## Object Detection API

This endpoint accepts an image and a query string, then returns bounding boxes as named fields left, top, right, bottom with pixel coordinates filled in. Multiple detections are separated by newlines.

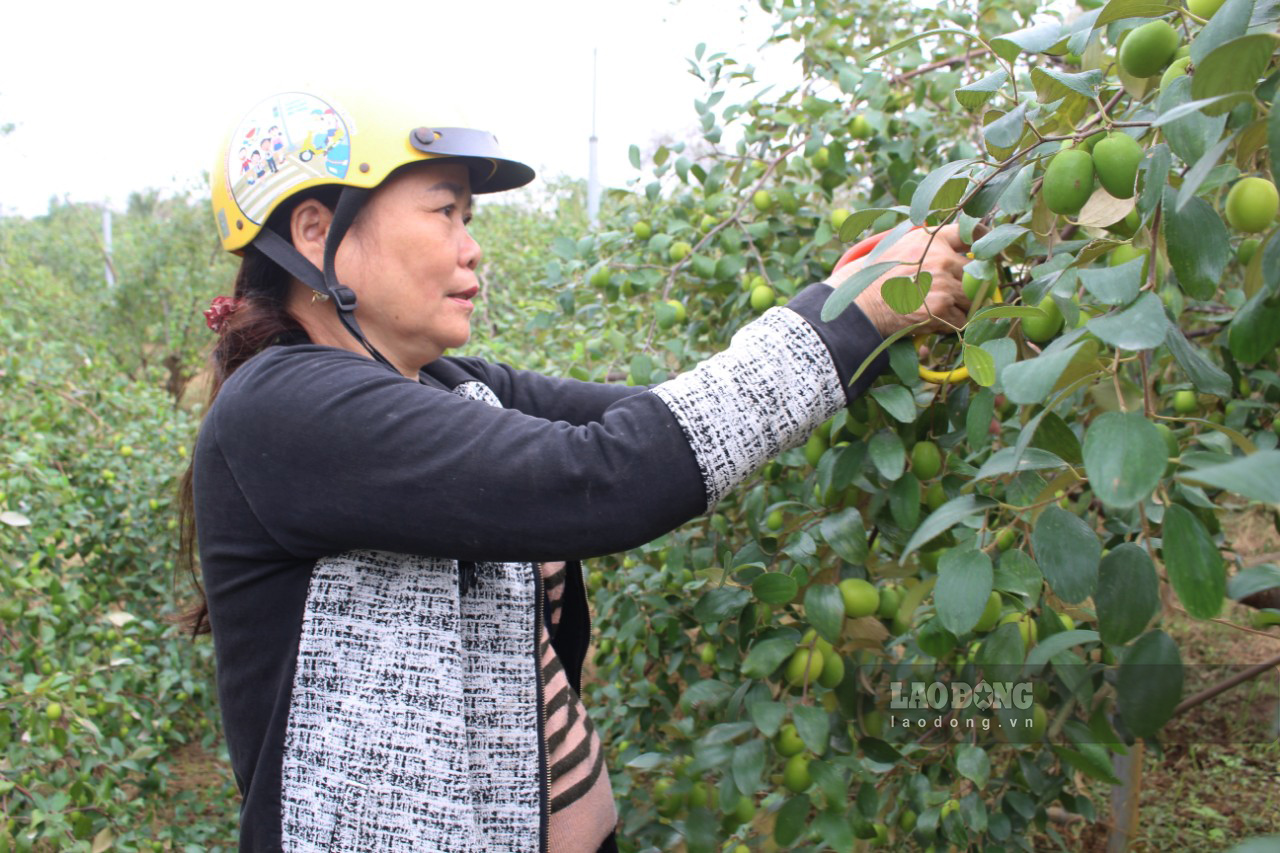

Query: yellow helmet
left=210, top=90, right=534, bottom=253
left=209, top=91, right=534, bottom=370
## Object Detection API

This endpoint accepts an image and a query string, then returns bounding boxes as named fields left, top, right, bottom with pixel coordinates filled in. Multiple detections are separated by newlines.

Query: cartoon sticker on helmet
left=226, top=92, right=353, bottom=225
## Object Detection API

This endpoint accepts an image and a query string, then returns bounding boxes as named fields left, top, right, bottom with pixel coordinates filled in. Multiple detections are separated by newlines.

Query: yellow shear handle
left=916, top=280, right=1003, bottom=385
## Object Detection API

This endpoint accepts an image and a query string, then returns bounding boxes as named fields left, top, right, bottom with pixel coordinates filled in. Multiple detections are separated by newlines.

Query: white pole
left=103, top=203, right=115, bottom=288
left=587, top=48, right=601, bottom=229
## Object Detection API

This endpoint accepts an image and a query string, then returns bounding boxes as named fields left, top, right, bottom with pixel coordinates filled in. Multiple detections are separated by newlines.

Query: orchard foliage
left=1, top=0, right=1279, bottom=847
left=0, top=244, right=233, bottom=849
left=550, top=0, right=1280, bottom=850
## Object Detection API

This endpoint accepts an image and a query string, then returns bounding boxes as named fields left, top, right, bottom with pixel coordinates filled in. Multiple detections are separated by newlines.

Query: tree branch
left=1171, top=652, right=1280, bottom=719
left=892, top=49, right=990, bottom=84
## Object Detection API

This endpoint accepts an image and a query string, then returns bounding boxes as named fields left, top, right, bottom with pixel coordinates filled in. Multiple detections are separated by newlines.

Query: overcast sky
left=0, top=0, right=790, bottom=218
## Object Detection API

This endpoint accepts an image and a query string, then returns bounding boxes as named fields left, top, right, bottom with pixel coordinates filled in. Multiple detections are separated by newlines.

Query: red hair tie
left=204, top=296, right=244, bottom=333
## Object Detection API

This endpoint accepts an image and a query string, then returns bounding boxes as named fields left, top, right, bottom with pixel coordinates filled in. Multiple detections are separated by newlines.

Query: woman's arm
left=423, top=357, right=647, bottom=426
left=200, top=285, right=884, bottom=565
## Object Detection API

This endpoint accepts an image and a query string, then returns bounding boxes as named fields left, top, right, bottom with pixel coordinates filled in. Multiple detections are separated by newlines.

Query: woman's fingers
left=831, top=224, right=975, bottom=338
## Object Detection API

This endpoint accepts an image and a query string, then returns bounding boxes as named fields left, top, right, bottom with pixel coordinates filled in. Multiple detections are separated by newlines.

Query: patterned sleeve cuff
left=783, top=284, right=891, bottom=400
left=651, top=298, right=864, bottom=509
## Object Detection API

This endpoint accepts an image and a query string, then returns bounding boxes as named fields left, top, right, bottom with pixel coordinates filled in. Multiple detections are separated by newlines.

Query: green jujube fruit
left=1042, top=149, right=1095, bottom=215
left=1224, top=177, right=1279, bottom=234
left=1092, top=133, right=1143, bottom=199
left=1159, top=56, right=1191, bottom=90
left=1023, top=296, right=1064, bottom=343
left=1119, top=20, right=1180, bottom=78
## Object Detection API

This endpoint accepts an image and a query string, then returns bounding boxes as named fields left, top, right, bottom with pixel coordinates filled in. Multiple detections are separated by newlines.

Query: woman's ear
left=290, top=199, right=334, bottom=269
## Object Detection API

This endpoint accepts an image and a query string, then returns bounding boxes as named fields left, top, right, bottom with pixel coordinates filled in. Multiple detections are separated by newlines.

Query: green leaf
left=995, top=550, right=1044, bottom=601
left=1050, top=743, right=1122, bottom=784
left=1118, top=630, right=1183, bottom=738
left=1228, top=565, right=1280, bottom=600
left=741, top=635, right=798, bottom=679
left=972, top=224, right=1028, bottom=259
left=1163, top=188, right=1232, bottom=301
left=956, top=744, right=991, bottom=789
left=1176, top=132, right=1236, bottom=211
left=887, top=338, right=921, bottom=385
left=991, top=21, right=1065, bottom=62
left=963, top=344, right=997, bottom=387
left=1095, top=0, right=1175, bottom=27
left=1228, top=285, right=1280, bottom=364
left=625, top=751, right=667, bottom=770
left=1083, top=411, right=1167, bottom=509
left=955, top=71, right=1008, bottom=111
left=731, top=738, right=767, bottom=794
left=863, top=220, right=920, bottom=266
left=748, top=698, right=787, bottom=737
left=935, top=548, right=994, bottom=635
left=814, top=808, right=856, bottom=852
left=965, top=164, right=1021, bottom=217
left=681, top=679, right=734, bottom=712
left=998, top=162, right=1036, bottom=215
left=811, top=761, right=848, bottom=808
left=1078, top=259, right=1143, bottom=306
left=1032, top=507, right=1100, bottom=604
left=752, top=572, right=799, bottom=605
left=1031, top=410, right=1084, bottom=465
left=1164, top=326, right=1233, bottom=398
left=820, top=508, right=869, bottom=564
left=772, top=797, right=810, bottom=848
left=1095, top=543, right=1160, bottom=646
left=1162, top=504, right=1226, bottom=619
left=858, top=737, right=902, bottom=765
left=1138, top=144, right=1172, bottom=221
left=881, top=275, right=927, bottom=315
left=868, top=430, right=907, bottom=481
left=1189, top=0, right=1255, bottom=64
left=869, top=385, right=918, bottom=423
left=832, top=442, right=868, bottom=491
left=889, top=473, right=922, bottom=531
left=805, top=584, right=847, bottom=645
left=863, top=28, right=981, bottom=61
left=966, top=388, right=996, bottom=450
left=1024, top=630, right=1100, bottom=671
left=1271, top=90, right=1280, bottom=180
left=1154, top=77, right=1231, bottom=168
left=977, top=622, right=1027, bottom=668
left=1086, top=293, right=1169, bottom=352
left=1031, top=67, right=1104, bottom=101
left=822, top=261, right=900, bottom=322
left=983, top=103, right=1027, bottom=150
left=1002, top=337, right=1088, bottom=405
left=1066, top=8, right=1102, bottom=53
left=973, top=447, right=1070, bottom=481
left=911, top=159, right=978, bottom=224
left=628, top=144, right=641, bottom=169
left=838, top=207, right=903, bottom=242
left=794, top=705, right=831, bottom=755
left=970, top=305, right=1048, bottom=322
left=1151, top=92, right=1240, bottom=128
left=1177, top=450, right=1280, bottom=505
left=902, top=495, right=998, bottom=559
left=694, top=586, right=752, bottom=623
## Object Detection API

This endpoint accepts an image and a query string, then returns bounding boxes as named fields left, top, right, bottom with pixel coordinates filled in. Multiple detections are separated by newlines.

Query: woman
left=185, top=91, right=970, bottom=852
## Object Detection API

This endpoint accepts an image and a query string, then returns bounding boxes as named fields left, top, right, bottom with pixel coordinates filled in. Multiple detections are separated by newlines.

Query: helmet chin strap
left=252, top=185, right=398, bottom=372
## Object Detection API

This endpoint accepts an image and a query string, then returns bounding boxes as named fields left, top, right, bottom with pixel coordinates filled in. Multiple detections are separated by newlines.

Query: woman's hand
left=824, top=224, right=971, bottom=338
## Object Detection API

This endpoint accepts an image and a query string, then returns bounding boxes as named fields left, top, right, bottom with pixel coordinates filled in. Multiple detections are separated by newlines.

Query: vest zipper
left=581, top=562, right=595, bottom=658
left=534, top=562, right=550, bottom=853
